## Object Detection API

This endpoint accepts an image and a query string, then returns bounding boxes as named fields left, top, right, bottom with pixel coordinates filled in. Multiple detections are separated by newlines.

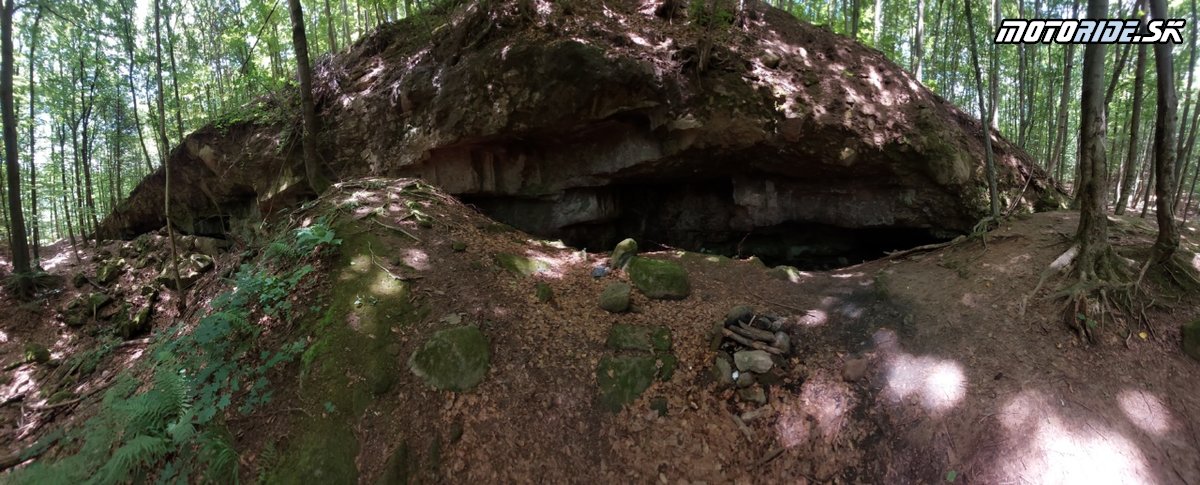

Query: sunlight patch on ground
left=0, top=330, right=7, bottom=343
left=794, top=309, right=828, bottom=327
left=996, top=390, right=1153, bottom=484
left=1117, top=389, right=1172, bottom=436
left=41, top=250, right=72, bottom=272
left=873, top=329, right=966, bottom=415
left=522, top=249, right=585, bottom=279
left=401, top=248, right=431, bottom=271
left=774, top=371, right=854, bottom=447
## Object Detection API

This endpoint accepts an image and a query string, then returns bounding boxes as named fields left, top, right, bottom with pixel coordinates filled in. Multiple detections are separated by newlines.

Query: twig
left=721, top=329, right=784, bottom=355
left=754, top=446, right=785, bottom=467
left=749, top=292, right=809, bottom=314
left=725, top=409, right=753, bottom=443
left=732, top=323, right=775, bottom=343
left=366, top=243, right=421, bottom=282
left=371, top=217, right=421, bottom=242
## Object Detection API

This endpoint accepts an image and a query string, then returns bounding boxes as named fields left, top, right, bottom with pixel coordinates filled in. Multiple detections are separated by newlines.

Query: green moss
left=535, top=282, right=554, bottom=302
left=598, top=282, right=631, bottom=313
left=1184, top=319, right=1200, bottom=362
left=596, top=355, right=658, bottom=413
left=610, top=238, right=638, bottom=270
left=275, top=226, right=421, bottom=482
left=408, top=326, right=491, bottom=392
left=606, top=324, right=672, bottom=352
left=627, top=257, right=690, bottom=300
left=494, top=253, right=549, bottom=276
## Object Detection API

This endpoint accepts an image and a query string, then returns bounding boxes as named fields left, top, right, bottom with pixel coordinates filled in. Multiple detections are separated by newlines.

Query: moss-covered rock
left=494, top=253, right=549, bottom=276
left=627, top=257, right=690, bottom=300
left=1184, top=319, right=1200, bottom=362
left=95, top=259, right=125, bottom=285
left=767, top=265, right=804, bottom=282
left=606, top=324, right=671, bottom=352
left=377, top=442, right=414, bottom=485
left=409, top=326, right=491, bottom=392
left=610, top=238, right=638, bottom=270
left=596, top=355, right=658, bottom=412
left=535, top=282, right=554, bottom=302
left=23, top=343, right=50, bottom=364
left=598, top=282, right=631, bottom=313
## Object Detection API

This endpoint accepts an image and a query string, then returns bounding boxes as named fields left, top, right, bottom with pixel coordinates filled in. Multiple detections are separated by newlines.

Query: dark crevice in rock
left=461, top=178, right=949, bottom=270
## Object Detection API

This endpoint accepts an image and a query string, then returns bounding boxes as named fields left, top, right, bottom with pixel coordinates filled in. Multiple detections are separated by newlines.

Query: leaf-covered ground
left=2, top=179, right=1199, bottom=483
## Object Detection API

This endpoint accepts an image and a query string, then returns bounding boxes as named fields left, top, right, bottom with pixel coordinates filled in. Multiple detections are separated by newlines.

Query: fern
left=91, top=436, right=170, bottom=485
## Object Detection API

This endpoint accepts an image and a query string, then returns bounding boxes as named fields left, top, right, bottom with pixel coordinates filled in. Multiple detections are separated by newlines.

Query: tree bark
left=1074, top=0, right=1110, bottom=278
left=154, top=0, right=186, bottom=307
left=289, top=0, right=331, bottom=195
left=872, top=0, right=884, bottom=47
left=1051, top=0, right=1079, bottom=183
left=1, top=0, right=29, bottom=276
left=26, top=8, right=41, bottom=263
left=1148, top=0, right=1181, bottom=259
left=1116, top=44, right=1147, bottom=215
left=964, top=0, right=999, bottom=219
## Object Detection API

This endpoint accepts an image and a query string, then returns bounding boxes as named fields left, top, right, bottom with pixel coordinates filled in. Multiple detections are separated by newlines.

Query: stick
left=754, top=446, right=785, bottom=467
left=721, top=329, right=784, bottom=355
left=732, top=323, right=775, bottom=342
left=371, top=217, right=421, bottom=242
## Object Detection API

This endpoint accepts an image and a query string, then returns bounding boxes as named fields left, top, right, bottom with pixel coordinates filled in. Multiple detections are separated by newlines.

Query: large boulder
left=627, top=257, right=690, bottom=300
left=98, top=1, right=1060, bottom=253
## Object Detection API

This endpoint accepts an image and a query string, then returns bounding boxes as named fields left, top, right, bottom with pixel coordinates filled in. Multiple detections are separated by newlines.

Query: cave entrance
left=461, top=179, right=951, bottom=270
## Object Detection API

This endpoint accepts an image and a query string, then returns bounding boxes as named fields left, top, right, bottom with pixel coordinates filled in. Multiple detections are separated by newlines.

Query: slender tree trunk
left=0, top=0, right=28, bottom=276
left=1148, top=0, right=1181, bottom=259
left=872, top=0, right=884, bottom=46
left=1184, top=158, right=1200, bottom=223
left=324, top=0, right=339, bottom=53
left=965, top=0, right=1000, bottom=219
left=911, top=0, right=924, bottom=80
left=1116, top=45, right=1148, bottom=215
left=1052, top=0, right=1079, bottom=184
left=154, top=0, right=186, bottom=307
left=1074, top=0, right=1111, bottom=280
left=289, top=0, right=331, bottom=195
left=26, top=8, right=41, bottom=263
left=57, top=125, right=77, bottom=261
left=164, top=2, right=186, bottom=142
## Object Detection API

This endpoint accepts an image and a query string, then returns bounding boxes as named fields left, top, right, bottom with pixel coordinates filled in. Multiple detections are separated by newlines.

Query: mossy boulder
left=610, top=238, right=638, bottom=270
left=1184, top=319, right=1200, bottom=362
left=409, top=326, right=491, bottom=392
left=535, top=282, right=554, bottom=302
left=156, top=254, right=215, bottom=290
left=598, top=282, right=632, bottom=313
left=767, top=265, right=804, bottom=282
left=596, top=355, right=658, bottom=412
left=627, top=257, right=690, bottom=300
left=606, top=324, right=671, bottom=352
left=494, top=253, right=549, bottom=276
left=117, top=304, right=154, bottom=340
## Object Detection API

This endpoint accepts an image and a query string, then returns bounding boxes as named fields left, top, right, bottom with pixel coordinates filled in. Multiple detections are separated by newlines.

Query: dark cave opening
left=461, top=179, right=951, bottom=270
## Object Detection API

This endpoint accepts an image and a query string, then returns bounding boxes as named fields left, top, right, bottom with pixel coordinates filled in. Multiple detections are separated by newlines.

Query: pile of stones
left=710, top=305, right=792, bottom=405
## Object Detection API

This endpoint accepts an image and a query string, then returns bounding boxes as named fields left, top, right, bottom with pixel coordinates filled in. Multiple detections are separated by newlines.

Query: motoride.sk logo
left=995, top=18, right=1185, bottom=44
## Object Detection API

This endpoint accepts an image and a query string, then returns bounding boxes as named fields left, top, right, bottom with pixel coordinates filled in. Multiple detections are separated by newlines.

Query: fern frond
left=91, top=435, right=170, bottom=485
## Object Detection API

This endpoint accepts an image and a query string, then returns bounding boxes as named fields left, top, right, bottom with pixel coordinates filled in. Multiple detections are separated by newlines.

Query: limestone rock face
left=99, top=1, right=1062, bottom=249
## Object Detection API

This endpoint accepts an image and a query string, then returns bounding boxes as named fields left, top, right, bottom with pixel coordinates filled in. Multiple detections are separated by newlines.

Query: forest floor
left=1, top=183, right=1199, bottom=483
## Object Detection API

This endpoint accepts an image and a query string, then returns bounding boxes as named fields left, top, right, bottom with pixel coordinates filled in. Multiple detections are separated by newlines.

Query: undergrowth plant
left=9, top=220, right=341, bottom=484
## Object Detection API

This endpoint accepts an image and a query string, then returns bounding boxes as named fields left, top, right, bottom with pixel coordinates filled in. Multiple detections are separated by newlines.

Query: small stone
left=598, top=282, right=631, bottom=313
left=725, top=305, right=755, bottom=326
left=1183, top=319, right=1200, bottom=362
left=761, top=51, right=782, bottom=69
left=451, top=241, right=467, bottom=252
left=738, top=386, right=767, bottom=405
left=535, top=282, right=554, bottom=302
left=72, top=272, right=87, bottom=288
left=712, top=356, right=734, bottom=386
left=610, top=238, right=638, bottom=270
left=772, top=332, right=791, bottom=354
left=735, top=371, right=755, bottom=388
left=733, top=350, right=773, bottom=373
left=650, top=397, right=668, bottom=417
left=842, top=358, right=869, bottom=382
left=591, top=266, right=610, bottom=278
left=708, top=321, right=725, bottom=350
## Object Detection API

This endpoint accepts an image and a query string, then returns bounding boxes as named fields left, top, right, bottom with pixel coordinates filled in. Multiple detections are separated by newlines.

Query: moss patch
left=1184, top=319, right=1200, bottom=362
left=409, top=326, right=491, bottom=392
left=606, top=324, right=671, bottom=352
left=275, top=224, right=421, bottom=482
left=494, top=253, right=550, bottom=276
left=627, top=256, right=690, bottom=300
left=596, top=355, right=658, bottom=413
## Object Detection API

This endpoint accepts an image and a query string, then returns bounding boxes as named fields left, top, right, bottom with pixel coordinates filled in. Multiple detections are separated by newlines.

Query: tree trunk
left=0, top=0, right=29, bottom=276
left=1074, top=0, right=1110, bottom=279
left=1116, top=44, right=1148, bottom=215
left=324, top=0, right=339, bottom=53
left=57, top=125, right=77, bottom=261
left=964, top=0, right=999, bottom=219
left=1148, top=0, right=1181, bottom=259
left=26, top=8, right=41, bottom=263
left=154, top=0, right=186, bottom=308
left=289, top=0, right=331, bottom=195
left=911, top=0, right=924, bottom=80
left=164, top=2, right=186, bottom=142
left=872, top=0, right=884, bottom=47
left=1051, top=0, right=1078, bottom=184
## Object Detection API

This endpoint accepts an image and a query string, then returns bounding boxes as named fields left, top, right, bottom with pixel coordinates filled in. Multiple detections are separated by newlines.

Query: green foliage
left=689, top=0, right=736, bottom=27
left=265, top=218, right=342, bottom=261
left=8, top=220, right=341, bottom=484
